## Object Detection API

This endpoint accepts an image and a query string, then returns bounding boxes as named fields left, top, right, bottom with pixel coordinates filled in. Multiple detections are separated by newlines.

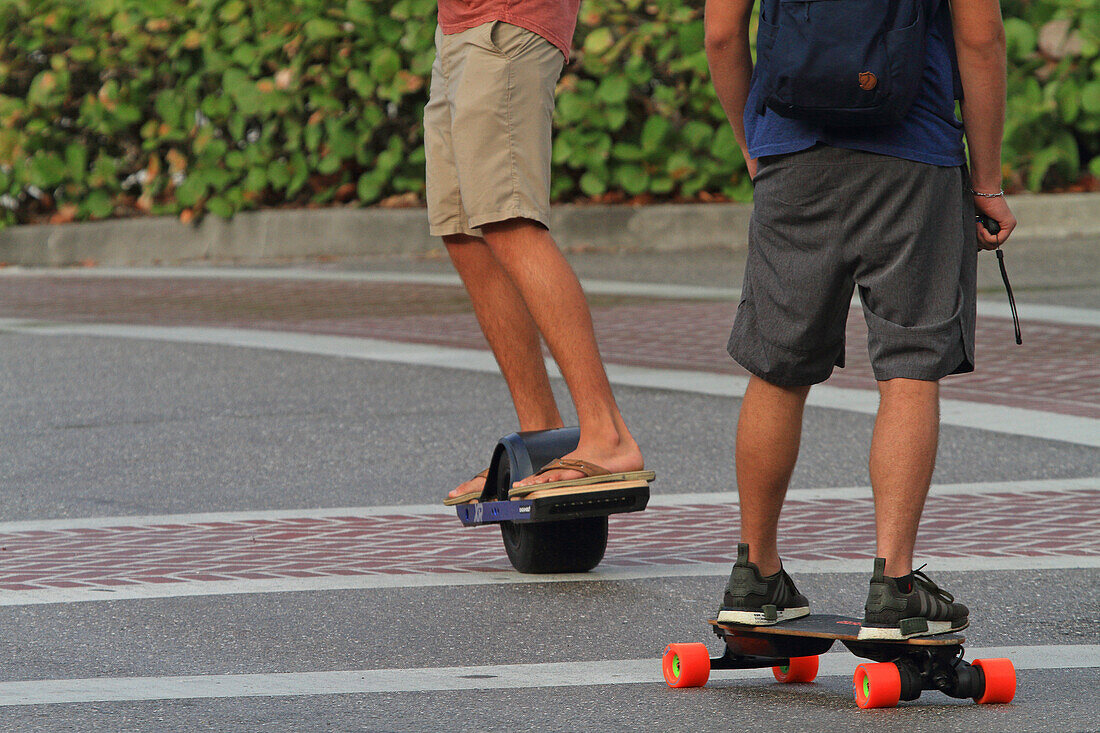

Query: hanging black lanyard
left=978, top=214, right=1022, bottom=345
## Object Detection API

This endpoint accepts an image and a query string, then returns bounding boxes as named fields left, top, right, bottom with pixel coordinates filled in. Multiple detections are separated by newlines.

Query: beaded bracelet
left=969, top=188, right=1005, bottom=198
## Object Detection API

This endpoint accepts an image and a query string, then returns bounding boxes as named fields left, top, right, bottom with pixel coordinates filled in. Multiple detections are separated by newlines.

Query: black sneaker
left=858, top=558, right=969, bottom=640
left=716, top=543, right=810, bottom=625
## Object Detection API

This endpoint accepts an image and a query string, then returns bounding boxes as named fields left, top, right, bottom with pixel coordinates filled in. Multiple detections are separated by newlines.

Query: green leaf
left=348, top=69, right=376, bottom=98
left=304, top=18, right=341, bottom=41
left=1004, top=18, right=1037, bottom=57
left=596, top=75, right=630, bottom=105
left=612, top=142, right=645, bottom=162
left=218, top=0, right=246, bottom=22
left=70, top=46, right=96, bottom=63
left=579, top=170, right=607, bottom=196
left=370, top=47, right=401, bottom=84
left=243, top=167, right=268, bottom=192
left=1027, top=147, right=1060, bottom=191
left=223, top=68, right=262, bottom=115
left=206, top=196, right=234, bottom=218
left=681, top=120, right=713, bottom=149
left=583, top=28, right=613, bottom=56
left=614, top=164, right=649, bottom=195
left=226, top=151, right=246, bottom=170
left=65, top=144, right=88, bottom=178
left=317, top=153, right=342, bottom=174
left=30, top=153, right=68, bottom=187
left=347, top=0, right=375, bottom=24
left=1082, top=82, right=1100, bottom=115
left=666, top=152, right=695, bottom=181
left=83, top=190, right=114, bottom=218
left=650, top=176, right=674, bottom=194
left=27, top=70, right=67, bottom=108
left=641, top=115, right=671, bottom=152
left=175, top=175, right=207, bottom=206
left=357, top=171, right=385, bottom=202
left=268, top=160, right=291, bottom=189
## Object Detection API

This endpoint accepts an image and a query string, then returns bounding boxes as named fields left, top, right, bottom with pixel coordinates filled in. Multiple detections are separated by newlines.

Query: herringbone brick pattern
left=1, top=277, right=1094, bottom=417
left=2, top=489, right=1096, bottom=592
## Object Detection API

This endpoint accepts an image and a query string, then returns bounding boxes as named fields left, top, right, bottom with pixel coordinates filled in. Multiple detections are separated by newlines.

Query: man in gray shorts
left=705, top=0, right=1017, bottom=638
left=426, top=3, right=647, bottom=504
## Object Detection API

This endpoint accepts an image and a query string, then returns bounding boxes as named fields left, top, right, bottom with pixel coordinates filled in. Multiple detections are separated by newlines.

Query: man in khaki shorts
left=425, top=2, right=648, bottom=503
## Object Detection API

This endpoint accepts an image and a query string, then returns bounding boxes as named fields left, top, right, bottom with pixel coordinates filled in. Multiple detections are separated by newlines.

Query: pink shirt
left=438, top=0, right=581, bottom=60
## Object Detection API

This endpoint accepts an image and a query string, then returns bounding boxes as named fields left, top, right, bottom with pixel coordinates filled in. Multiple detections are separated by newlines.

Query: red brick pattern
left=0, top=277, right=1095, bottom=418
left=2, top=489, right=1096, bottom=592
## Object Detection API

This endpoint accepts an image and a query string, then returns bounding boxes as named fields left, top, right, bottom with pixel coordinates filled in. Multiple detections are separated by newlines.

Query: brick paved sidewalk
left=1, top=275, right=1097, bottom=418
left=1, top=488, right=1096, bottom=593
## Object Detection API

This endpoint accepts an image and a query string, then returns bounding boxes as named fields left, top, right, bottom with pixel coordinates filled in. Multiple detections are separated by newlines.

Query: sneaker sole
left=717, top=606, right=810, bottom=626
left=857, top=620, right=969, bottom=641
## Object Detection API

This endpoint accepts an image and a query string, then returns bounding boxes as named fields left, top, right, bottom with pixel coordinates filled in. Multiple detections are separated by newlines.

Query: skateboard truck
left=453, top=427, right=650, bottom=574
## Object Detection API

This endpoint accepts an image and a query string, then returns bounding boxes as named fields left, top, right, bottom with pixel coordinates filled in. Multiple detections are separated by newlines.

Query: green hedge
left=0, top=0, right=1096, bottom=228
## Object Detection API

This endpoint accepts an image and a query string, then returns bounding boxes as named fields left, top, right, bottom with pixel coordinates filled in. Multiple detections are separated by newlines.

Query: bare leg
left=444, top=233, right=563, bottom=500
left=735, top=375, right=811, bottom=576
left=869, top=378, right=939, bottom=577
left=479, top=219, right=643, bottom=487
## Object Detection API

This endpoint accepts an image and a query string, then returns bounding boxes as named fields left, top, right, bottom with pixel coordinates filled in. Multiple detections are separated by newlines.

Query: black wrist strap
left=996, top=249, right=1022, bottom=345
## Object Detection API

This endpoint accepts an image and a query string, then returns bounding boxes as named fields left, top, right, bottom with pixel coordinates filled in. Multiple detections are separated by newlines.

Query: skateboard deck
left=712, top=613, right=965, bottom=645
left=663, top=613, right=1015, bottom=709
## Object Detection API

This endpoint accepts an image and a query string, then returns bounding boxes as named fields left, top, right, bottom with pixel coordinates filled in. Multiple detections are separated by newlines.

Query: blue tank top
left=744, top=2, right=965, bottom=167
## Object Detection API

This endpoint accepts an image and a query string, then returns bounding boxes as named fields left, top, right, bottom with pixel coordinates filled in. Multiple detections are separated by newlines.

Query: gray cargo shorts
left=728, top=144, right=977, bottom=386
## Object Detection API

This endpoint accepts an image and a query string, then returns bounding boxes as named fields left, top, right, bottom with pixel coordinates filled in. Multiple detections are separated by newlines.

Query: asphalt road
left=0, top=237, right=1097, bottom=731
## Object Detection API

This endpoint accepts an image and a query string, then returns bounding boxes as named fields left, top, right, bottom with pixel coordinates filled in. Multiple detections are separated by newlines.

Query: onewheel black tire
left=500, top=516, right=608, bottom=573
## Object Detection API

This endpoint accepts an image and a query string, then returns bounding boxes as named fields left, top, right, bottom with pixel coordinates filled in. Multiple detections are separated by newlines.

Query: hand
left=973, top=194, right=1016, bottom=250
left=746, top=156, right=758, bottom=180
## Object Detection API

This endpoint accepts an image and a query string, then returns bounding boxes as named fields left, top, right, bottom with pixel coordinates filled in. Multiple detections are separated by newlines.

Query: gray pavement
left=2, top=334, right=1095, bottom=520
left=1, top=239, right=1098, bottom=731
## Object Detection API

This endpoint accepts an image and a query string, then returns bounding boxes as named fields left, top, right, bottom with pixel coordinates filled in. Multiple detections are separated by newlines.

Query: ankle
left=749, top=550, right=782, bottom=577
left=577, top=426, right=637, bottom=456
left=886, top=572, right=915, bottom=594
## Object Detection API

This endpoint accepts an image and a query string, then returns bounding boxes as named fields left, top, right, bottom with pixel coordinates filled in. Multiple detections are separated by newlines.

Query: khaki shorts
left=424, top=22, right=564, bottom=237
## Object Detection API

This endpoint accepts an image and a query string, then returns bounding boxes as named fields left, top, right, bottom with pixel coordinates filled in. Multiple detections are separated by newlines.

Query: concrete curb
left=0, top=193, right=1096, bottom=267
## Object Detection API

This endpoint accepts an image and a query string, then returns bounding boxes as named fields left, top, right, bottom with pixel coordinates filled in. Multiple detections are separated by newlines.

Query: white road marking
left=1, top=320, right=1096, bottom=447
left=2, top=267, right=1097, bottom=326
left=3, top=556, right=1098, bottom=608
left=2, top=476, right=1094, bottom=534
left=1, top=644, right=1096, bottom=706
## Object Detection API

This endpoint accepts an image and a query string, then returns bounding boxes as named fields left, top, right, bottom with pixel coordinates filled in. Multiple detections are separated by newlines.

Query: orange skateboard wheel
left=972, top=658, right=1017, bottom=704
left=662, top=643, right=710, bottom=688
left=853, top=662, right=902, bottom=709
left=773, top=655, right=819, bottom=683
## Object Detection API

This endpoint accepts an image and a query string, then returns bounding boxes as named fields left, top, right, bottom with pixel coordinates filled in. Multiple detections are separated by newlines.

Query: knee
left=480, top=218, right=551, bottom=249
left=442, top=233, right=483, bottom=249
left=443, top=233, right=488, bottom=263
left=749, top=375, right=811, bottom=402
left=877, top=378, right=939, bottom=410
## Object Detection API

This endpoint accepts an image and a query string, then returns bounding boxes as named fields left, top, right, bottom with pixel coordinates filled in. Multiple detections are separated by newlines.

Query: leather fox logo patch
left=858, top=72, right=878, bottom=90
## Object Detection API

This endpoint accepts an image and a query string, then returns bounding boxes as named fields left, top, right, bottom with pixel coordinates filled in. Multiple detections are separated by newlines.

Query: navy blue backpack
left=754, top=0, right=959, bottom=127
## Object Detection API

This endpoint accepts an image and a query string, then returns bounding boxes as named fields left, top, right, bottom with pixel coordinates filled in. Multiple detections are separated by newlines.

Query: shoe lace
left=912, top=564, right=954, bottom=604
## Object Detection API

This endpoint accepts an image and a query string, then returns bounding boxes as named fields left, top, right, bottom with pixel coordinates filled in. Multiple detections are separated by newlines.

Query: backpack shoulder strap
left=936, top=0, right=964, bottom=101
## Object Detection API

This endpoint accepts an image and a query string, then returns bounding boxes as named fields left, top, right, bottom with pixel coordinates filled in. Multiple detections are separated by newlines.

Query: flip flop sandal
left=507, top=458, right=655, bottom=499
left=443, top=468, right=489, bottom=506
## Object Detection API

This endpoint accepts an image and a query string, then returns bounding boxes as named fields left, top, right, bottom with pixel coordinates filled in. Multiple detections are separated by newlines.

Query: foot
left=444, top=469, right=488, bottom=505
left=716, top=543, right=810, bottom=625
left=511, top=436, right=644, bottom=490
left=858, top=558, right=969, bottom=640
